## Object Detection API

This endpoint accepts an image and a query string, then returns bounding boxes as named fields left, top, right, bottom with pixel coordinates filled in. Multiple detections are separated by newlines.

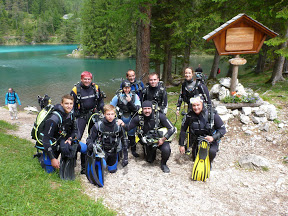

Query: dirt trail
left=1, top=106, right=288, bottom=216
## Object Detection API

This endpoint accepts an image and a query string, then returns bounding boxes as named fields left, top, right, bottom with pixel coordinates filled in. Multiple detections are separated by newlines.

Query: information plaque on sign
left=226, top=27, right=254, bottom=51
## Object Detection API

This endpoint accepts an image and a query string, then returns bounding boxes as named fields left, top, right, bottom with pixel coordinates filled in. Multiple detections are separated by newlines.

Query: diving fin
left=60, top=143, right=78, bottom=180
left=60, top=157, right=76, bottom=180
left=192, top=139, right=210, bottom=182
left=85, top=151, right=105, bottom=187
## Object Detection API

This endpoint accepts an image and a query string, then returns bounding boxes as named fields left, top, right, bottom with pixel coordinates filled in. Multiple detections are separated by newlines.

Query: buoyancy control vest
left=96, top=120, right=122, bottom=153
left=130, top=80, right=143, bottom=95
left=142, top=81, right=165, bottom=106
left=32, top=104, right=76, bottom=148
left=136, top=107, right=161, bottom=143
left=184, top=80, right=200, bottom=102
left=116, top=91, right=136, bottom=117
left=72, top=82, right=100, bottom=113
left=188, top=105, right=215, bottom=137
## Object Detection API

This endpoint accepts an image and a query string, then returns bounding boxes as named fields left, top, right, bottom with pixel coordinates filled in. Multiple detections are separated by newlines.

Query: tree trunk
left=255, top=44, right=267, bottom=74
left=136, top=4, right=151, bottom=81
left=283, top=58, right=288, bottom=73
left=154, top=40, right=161, bottom=77
left=162, top=44, right=168, bottom=83
left=208, top=50, right=220, bottom=80
left=182, top=39, right=191, bottom=74
left=226, top=59, right=233, bottom=77
left=266, top=24, right=288, bottom=85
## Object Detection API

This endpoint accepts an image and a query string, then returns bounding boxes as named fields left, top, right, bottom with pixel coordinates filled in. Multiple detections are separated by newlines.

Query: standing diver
left=120, top=69, right=145, bottom=101
left=86, top=104, right=128, bottom=186
left=71, top=71, right=105, bottom=174
left=176, top=67, right=211, bottom=115
left=179, top=96, right=226, bottom=179
left=120, top=100, right=176, bottom=173
left=142, top=73, right=168, bottom=114
left=111, top=80, right=141, bottom=157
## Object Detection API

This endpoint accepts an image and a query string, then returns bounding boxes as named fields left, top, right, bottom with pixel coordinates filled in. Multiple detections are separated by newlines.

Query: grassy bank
left=0, top=120, right=115, bottom=216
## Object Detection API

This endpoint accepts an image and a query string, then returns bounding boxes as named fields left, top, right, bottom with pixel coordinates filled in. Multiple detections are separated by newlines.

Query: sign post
left=203, top=14, right=278, bottom=95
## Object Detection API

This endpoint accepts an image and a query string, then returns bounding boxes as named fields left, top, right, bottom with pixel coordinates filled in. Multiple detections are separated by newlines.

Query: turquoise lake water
left=0, top=45, right=228, bottom=109
left=0, top=45, right=136, bottom=108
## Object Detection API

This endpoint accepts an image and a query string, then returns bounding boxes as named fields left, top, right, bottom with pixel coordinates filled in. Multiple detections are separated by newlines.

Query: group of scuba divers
left=32, top=67, right=226, bottom=185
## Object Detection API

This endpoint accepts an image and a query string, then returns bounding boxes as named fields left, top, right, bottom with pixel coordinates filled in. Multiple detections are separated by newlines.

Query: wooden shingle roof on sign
left=203, top=14, right=278, bottom=55
left=203, top=14, right=278, bottom=41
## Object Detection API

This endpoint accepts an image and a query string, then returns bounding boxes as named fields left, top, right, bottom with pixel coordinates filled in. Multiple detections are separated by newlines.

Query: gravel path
left=1, top=106, right=288, bottom=216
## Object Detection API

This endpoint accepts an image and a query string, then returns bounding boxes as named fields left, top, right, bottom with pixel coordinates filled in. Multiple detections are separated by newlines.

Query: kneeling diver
left=34, top=95, right=86, bottom=180
left=120, top=100, right=176, bottom=173
left=86, top=104, right=128, bottom=187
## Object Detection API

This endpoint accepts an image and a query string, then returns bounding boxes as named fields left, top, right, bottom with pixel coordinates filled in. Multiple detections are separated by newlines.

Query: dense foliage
left=0, top=0, right=82, bottom=44
left=1, top=0, right=287, bottom=83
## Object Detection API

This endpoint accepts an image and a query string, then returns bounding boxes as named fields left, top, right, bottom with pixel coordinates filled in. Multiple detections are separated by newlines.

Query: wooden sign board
left=203, top=14, right=278, bottom=55
left=225, top=27, right=254, bottom=51
left=229, top=57, right=247, bottom=65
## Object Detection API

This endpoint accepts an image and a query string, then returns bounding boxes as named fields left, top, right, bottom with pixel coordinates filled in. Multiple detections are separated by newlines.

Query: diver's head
left=121, top=80, right=131, bottom=94
left=142, top=100, right=153, bottom=117
left=126, top=69, right=136, bottom=83
left=184, top=67, right=193, bottom=81
left=190, top=96, right=204, bottom=115
left=103, top=104, right=116, bottom=122
left=81, top=71, right=92, bottom=87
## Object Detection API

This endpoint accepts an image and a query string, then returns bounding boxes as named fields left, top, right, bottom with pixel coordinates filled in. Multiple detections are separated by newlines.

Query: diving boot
left=129, top=135, right=139, bottom=158
left=160, top=160, right=170, bottom=173
left=131, top=146, right=139, bottom=158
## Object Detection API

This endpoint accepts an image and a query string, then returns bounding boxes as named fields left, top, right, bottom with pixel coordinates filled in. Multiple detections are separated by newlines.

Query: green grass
left=0, top=120, right=115, bottom=216
left=0, top=120, right=18, bottom=133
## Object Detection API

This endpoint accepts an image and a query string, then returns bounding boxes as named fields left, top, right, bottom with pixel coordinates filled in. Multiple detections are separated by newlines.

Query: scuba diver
left=70, top=71, right=105, bottom=174
left=120, top=100, right=176, bottom=173
left=111, top=80, right=141, bottom=157
left=86, top=104, right=128, bottom=186
left=33, top=95, right=86, bottom=180
left=120, top=69, right=145, bottom=101
left=142, top=73, right=168, bottom=114
left=176, top=67, right=211, bottom=115
left=178, top=96, right=226, bottom=180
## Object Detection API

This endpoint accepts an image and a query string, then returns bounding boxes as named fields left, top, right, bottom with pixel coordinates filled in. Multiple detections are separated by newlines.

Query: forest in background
left=0, top=0, right=287, bottom=84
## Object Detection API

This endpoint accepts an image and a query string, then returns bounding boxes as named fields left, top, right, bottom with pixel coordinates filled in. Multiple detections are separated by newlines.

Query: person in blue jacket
left=120, top=69, right=145, bottom=101
left=111, top=80, right=141, bottom=157
left=5, top=88, right=21, bottom=120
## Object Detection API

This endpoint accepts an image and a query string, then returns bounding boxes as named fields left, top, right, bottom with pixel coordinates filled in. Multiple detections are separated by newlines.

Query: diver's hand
left=158, top=137, right=166, bottom=146
left=122, top=159, right=128, bottom=167
left=205, top=136, right=213, bottom=143
left=51, top=158, right=60, bottom=169
left=176, top=110, right=180, bottom=116
left=179, top=146, right=185, bottom=154
left=126, top=94, right=131, bottom=102
left=65, top=137, right=72, bottom=145
left=117, top=119, right=125, bottom=126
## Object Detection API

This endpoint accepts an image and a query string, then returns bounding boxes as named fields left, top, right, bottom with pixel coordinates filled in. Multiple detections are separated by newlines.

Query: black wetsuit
left=179, top=107, right=226, bottom=162
left=71, top=82, right=104, bottom=139
left=71, top=82, right=104, bottom=171
left=125, top=111, right=175, bottom=164
left=177, top=79, right=211, bottom=112
left=142, top=84, right=168, bottom=114
left=86, top=118, right=128, bottom=168
left=42, top=104, right=78, bottom=160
